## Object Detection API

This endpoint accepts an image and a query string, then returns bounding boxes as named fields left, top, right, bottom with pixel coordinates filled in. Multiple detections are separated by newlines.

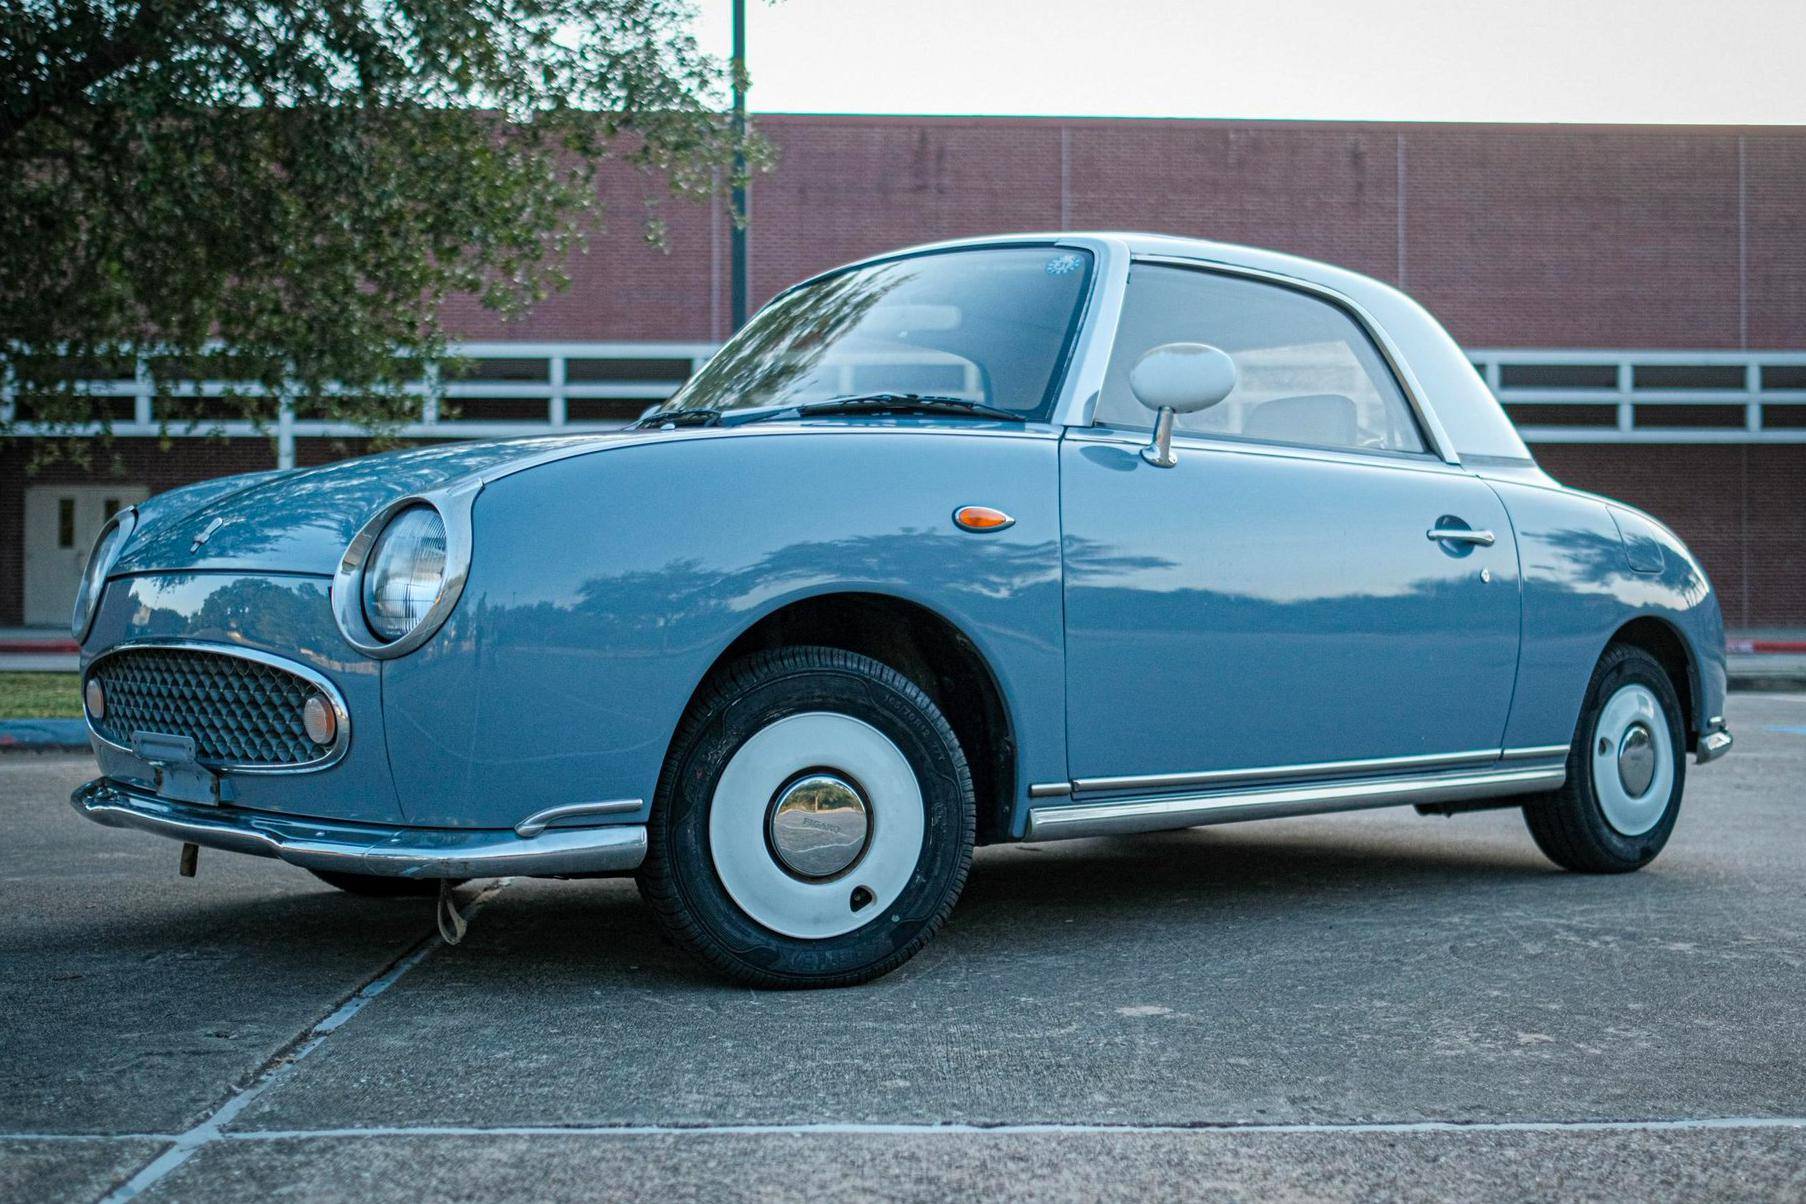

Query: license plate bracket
left=131, top=731, right=234, bottom=806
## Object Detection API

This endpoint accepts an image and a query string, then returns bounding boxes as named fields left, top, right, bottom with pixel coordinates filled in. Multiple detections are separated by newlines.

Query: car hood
left=115, top=434, right=639, bottom=576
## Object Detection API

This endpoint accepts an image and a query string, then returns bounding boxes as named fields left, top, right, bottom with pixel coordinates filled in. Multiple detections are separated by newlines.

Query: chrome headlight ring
left=331, top=478, right=480, bottom=659
left=71, top=505, right=138, bottom=642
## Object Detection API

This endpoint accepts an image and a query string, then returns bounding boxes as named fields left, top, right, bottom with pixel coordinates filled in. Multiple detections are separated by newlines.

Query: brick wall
left=439, top=115, right=1806, bottom=350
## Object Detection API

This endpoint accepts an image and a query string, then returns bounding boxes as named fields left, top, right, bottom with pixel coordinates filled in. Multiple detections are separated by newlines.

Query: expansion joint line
left=95, top=879, right=510, bottom=1203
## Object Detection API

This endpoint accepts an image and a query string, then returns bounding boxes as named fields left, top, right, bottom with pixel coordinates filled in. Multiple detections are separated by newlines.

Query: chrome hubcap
left=1616, top=723, right=1656, bottom=798
left=1591, top=683, right=1674, bottom=837
left=709, top=712, right=925, bottom=939
left=767, top=772, right=870, bottom=879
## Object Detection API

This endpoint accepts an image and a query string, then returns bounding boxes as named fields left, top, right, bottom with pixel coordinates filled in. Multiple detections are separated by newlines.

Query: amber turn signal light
left=953, top=506, right=1015, bottom=532
left=302, top=694, right=338, bottom=747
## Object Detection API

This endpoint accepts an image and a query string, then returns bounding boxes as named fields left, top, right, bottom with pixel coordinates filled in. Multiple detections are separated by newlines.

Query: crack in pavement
left=23, top=1115, right=1806, bottom=1147
left=210, top=1116, right=1806, bottom=1137
left=91, top=879, right=511, bottom=1204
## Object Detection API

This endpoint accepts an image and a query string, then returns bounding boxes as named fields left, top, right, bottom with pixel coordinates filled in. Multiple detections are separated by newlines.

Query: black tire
left=1523, top=644, right=1687, bottom=873
left=308, top=870, right=465, bottom=897
left=637, top=646, right=975, bottom=988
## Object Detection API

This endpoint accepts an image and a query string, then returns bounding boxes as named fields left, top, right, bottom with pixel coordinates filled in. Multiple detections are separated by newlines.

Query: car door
left=1060, top=262, right=1521, bottom=787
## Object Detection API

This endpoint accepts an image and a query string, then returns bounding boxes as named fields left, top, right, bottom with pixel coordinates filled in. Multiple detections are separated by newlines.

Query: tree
left=0, top=0, right=762, bottom=450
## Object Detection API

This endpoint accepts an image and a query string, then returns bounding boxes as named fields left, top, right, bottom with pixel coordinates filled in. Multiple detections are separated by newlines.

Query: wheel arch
left=672, top=589, right=1020, bottom=844
left=1605, top=615, right=1699, bottom=752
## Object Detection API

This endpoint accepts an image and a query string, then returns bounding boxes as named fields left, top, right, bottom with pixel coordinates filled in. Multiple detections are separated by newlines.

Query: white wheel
left=639, top=647, right=974, bottom=987
left=1525, top=644, right=1686, bottom=873
left=1590, top=682, right=1675, bottom=837
left=709, top=711, right=926, bottom=939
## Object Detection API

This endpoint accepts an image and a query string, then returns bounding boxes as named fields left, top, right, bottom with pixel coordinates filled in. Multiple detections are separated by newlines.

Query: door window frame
left=1088, top=254, right=1460, bottom=465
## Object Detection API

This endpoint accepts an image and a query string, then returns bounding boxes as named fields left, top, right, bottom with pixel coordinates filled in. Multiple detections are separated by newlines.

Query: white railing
left=1471, top=349, right=1806, bottom=444
left=0, top=342, right=720, bottom=468
left=6, top=344, right=1806, bottom=467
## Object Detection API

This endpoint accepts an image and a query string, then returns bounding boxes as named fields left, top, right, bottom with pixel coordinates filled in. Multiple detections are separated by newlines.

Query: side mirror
left=1129, top=342, right=1236, bottom=467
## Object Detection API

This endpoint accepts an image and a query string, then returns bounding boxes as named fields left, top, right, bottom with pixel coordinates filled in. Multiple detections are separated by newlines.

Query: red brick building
left=5, top=115, right=1803, bottom=627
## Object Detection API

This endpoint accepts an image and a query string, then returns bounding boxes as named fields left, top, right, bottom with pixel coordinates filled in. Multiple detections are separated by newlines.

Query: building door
left=23, top=485, right=148, bottom=627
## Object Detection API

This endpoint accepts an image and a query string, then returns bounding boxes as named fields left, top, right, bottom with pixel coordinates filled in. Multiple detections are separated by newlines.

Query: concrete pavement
left=2, top=694, right=1803, bottom=1201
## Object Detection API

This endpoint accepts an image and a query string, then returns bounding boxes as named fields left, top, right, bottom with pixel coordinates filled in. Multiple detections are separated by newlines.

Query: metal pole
left=729, top=0, right=748, bottom=331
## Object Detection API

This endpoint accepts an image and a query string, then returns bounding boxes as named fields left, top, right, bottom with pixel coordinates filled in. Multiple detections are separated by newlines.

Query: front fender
left=382, top=429, right=1065, bottom=829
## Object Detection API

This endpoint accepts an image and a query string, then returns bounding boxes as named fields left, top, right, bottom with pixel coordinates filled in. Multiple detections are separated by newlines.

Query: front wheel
left=1524, top=644, right=1686, bottom=873
left=637, top=646, right=975, bottom=988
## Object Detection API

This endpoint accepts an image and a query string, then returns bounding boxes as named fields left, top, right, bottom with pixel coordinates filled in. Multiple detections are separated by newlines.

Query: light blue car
left=70, top=234, right=1732, bottom=986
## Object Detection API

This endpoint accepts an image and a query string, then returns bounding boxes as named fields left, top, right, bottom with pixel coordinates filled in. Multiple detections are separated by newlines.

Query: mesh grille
left=90, top=648, right=333, bottom=768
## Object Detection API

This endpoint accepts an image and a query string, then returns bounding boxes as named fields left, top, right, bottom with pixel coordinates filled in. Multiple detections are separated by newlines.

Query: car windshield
left=648, top=246, right=1095, bottom=423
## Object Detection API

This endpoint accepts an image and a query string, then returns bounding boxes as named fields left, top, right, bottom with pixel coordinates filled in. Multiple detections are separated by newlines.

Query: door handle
left=1426, top=526, right=1495, bottom=546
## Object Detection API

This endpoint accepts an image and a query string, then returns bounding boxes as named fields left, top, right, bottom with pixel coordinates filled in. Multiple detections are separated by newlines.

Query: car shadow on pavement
left=376, top=821, right=1587, bottom=990
left=77, top=822, right=1607, bottom=992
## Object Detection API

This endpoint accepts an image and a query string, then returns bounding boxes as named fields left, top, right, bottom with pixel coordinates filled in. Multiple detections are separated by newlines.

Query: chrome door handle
left=1426, top=526, right=1495, bottom=546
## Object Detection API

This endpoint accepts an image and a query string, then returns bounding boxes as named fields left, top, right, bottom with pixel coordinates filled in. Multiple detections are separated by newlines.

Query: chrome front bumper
left=70, top=779, right=647, bottom=878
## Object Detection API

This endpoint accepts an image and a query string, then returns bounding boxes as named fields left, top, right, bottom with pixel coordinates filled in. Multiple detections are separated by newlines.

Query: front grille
left=89, top=647, right=336, bottom=768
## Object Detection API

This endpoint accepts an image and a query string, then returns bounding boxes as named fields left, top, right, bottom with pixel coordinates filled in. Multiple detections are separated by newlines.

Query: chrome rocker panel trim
left=1036, top=745, right=1572, bottom=800
left=1023, top=764, right=1567, bottom=842
left=1070, top=747, right=1504, bottom=796
left=71, top=778, right=647, bottom=878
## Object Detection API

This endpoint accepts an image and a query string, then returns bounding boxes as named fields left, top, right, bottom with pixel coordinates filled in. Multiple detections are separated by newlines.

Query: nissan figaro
left=70, top=233, right=1732, bottom=986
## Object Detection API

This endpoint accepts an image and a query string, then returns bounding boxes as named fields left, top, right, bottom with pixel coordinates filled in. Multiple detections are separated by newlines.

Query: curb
left=0, top=719, right=90, bottom=752
left=1729, top=671, right=1806, bottom=693
left=1728, top=639, right=1806, bottom=655
left=0, top=639, right=79, bottom=654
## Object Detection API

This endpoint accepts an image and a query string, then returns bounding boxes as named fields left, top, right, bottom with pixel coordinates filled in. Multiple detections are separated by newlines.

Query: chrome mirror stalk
left=1140, top=407, right=1179, bottom=468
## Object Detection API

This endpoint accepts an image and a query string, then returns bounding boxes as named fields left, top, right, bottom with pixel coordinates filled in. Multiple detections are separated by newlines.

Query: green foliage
left=0, top=672, right=82, bottom=718
left=0, top=0, right=764, bottom=454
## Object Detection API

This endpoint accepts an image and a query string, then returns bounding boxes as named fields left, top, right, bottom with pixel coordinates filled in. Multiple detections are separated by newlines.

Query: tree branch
left=0, top=0, right=199, bottom=149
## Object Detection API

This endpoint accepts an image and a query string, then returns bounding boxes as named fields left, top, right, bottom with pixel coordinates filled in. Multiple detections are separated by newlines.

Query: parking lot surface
left=3, top=694, right=1803, bottom=1202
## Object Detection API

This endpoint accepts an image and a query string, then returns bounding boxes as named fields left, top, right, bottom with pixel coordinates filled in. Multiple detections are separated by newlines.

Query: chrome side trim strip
left=1501, top=743, right=1571, bottom=761
left=514, top=798, right=643, bottom=838
left=71, top=779, right=647, bottom=877
left=1024, top=765, right=1566, bottom=842
left=83, top=640, right=352, bottom=776
left=1070, top=748, right=1503, bottom=796
left=1027, top=782, right=1072, bottom=798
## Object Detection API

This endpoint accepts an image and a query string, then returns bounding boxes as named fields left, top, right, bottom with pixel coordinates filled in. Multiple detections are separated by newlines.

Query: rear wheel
left=637, top=646, right=975, bottom=988
left=1524, top=644, right=1686, bottom=873
left=308, top=870, right=464, bottom=897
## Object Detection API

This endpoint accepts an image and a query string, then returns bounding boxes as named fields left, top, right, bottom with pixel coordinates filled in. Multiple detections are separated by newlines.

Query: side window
left=1096, top=265, right=1426, bottom=455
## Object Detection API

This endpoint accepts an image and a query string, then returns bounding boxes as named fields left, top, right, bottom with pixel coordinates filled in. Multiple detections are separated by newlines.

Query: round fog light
left=84, top=678, right=105, bottom=721
left=302, top=695, right=338, bottom=746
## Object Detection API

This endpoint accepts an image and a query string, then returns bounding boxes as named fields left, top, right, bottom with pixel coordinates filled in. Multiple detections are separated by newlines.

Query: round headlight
left=71, top=508, right=136, bottom=641
left=361, top=505, right=448, bottom=643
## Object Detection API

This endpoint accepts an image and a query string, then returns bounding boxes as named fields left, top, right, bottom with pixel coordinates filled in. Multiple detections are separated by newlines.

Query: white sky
left=691, top=0, right=1806, bottom=124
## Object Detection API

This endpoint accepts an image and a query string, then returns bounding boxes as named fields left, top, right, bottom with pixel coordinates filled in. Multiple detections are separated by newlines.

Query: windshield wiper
left=628, top=407, right=722, bottom=430
left=729, top=393, right=1023, bottom=425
